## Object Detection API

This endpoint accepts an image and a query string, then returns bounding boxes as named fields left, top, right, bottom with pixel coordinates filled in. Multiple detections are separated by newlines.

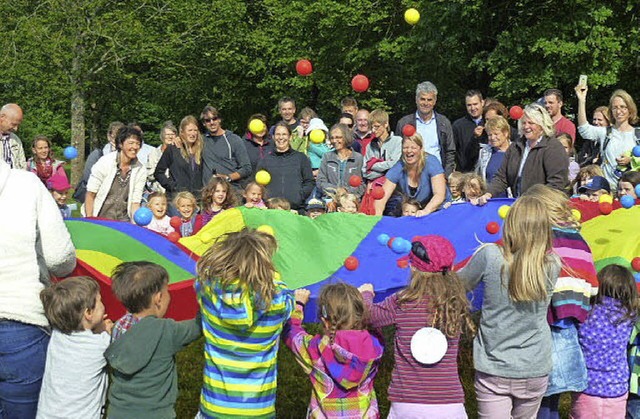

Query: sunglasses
left=203, top=117, right=219, bottom=123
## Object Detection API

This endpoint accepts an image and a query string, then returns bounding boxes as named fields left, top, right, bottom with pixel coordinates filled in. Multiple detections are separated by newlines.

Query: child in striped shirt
left=360, top=235, right=475, bottom=418
left=284, top=283, right=384, bottom=418
left=195, top=228, right=294, bottom=418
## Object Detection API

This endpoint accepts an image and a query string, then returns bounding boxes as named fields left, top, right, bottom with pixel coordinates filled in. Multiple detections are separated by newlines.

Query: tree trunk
left=70, top=51, right=85, bottom=186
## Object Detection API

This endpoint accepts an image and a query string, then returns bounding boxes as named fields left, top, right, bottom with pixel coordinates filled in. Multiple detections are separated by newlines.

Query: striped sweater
left=196, top=277, right=294, bottom=418
left=363, top=291, right=465, bottom=405
left=283, top=303, right=384, bottom=418
left=548, top=227, right=599, bottom=325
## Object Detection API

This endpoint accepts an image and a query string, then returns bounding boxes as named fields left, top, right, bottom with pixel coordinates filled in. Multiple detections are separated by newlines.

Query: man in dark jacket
left=395, top=81, right=456, bottom=177
left=452, top=90, right=487, bottom=172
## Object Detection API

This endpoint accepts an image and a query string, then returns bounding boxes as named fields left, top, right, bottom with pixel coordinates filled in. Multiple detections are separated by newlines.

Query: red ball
left=632, top=257, right=640, bottom=272
left=351, top=74, right=370, bottom=93
left=169, top=216, right=182, bottom=230
left=371, top=185, right=385, bottom=200
left=387, top=237, right=395, bottom=248
left=167, top=231, right=181, bottom=243
left=402, top=124, right=416, bottom=137
left=486, top=221, right=500, bottom=234
left=599, top=202, right=613, bottom=215
left=349, top=175, right=362, bottom=188
left=344, top=256, right=359, bottom=271
left=397, top=258, right=409, bottom=269
left=509, top=105, right=524, bottom=120
left=295, top=59, right=313, bottom=76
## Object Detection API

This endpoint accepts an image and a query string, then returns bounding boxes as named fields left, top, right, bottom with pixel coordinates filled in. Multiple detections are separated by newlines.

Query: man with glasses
left=200, top=105, right=252, bottom=188
left=0, top=103, right=26, bottom=170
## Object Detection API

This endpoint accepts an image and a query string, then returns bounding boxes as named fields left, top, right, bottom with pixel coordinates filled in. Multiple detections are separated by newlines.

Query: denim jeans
left=0, top=321, right=50, bottom=419
left=627, top=393, right=640, bottom=419
left=545, top=323, right=588, bottom=395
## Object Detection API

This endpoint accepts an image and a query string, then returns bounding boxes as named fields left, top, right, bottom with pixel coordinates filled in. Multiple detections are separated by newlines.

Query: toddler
left=37, top=277, right=112, bottom=418
left=172, top=191, right=203, bottom=237
left=47, top=174, right=74, bottom=218
left=306, top=198, right=326, bottom=219
left=557, top=133, right=580, bottom=183
left=570, top=164, right=604, bottom=197
left=461, top=173, right=486, bottom=201
left=200, top=177, right=236, bottom=225
left=195, top=229, right=293, bottom=417
left=145, top=192, right=174, bottom=236
left=266, top=197, right=291, bottom=210
left=572, top=264, right=639, bottom=418
left=244, top=181, right=267, bottom=208
left=336, top=192, right=359, bottom=214
left=285, top=283, right=383, bottom=417
left=105, top=262, right=202, bottom=418
left=401, top=198, right=421, bottom=216
left=361, top=235, right=474, bottom=418
left=577, top=175, right=611, bottom=202
left=448, top=171, right=464, bottom=203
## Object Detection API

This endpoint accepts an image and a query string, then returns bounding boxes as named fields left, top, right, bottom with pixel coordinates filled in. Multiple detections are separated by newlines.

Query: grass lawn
left=175, top=325, right=573, bottom=418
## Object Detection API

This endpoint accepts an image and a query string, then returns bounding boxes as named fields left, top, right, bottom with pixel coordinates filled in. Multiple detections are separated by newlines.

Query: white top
left=146, top=215, right=175, bottom=236
left=578, top=124, right=638, bottom=189
left=0, top=161, right=76, bottom=326
left=37, top=329, right=111, bottom=419
left=83, top=152, right=147, bottom=218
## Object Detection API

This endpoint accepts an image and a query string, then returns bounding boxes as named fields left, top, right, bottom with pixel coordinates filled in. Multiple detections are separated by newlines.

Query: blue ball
left=620, top=195, right=635, bottom=209
left=391, top=238, right=410, bottom=254
left=63, top=146, right=78, bottom=160
left=633, top=145, right=640, bottom=158
left=377, top=233, right=390, bottom=246
left=133, top=207, right=153, bottom=226
left=635, top=272, right=640, bottom=283
left=636, top=184, right=640, bottom=199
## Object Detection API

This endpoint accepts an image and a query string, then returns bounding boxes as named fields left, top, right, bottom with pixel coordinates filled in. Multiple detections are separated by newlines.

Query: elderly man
left=201, top=105, right=251, bottom=188
left=395, top=82, right=456, bottom=176
left=0, top=103, right=26, bottom=169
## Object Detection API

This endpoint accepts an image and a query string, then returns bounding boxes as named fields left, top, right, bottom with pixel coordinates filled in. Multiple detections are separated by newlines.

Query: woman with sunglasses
left=471, top=103, right=569, bottom=205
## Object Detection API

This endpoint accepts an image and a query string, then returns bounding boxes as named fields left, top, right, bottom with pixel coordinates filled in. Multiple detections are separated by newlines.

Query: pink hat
left=47, top=174, right=72, bottom=192
left=401, top=235, right=456, bottom=273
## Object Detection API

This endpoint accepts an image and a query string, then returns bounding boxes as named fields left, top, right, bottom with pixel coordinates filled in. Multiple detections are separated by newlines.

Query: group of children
left=33, top=182, right=640, bottom=418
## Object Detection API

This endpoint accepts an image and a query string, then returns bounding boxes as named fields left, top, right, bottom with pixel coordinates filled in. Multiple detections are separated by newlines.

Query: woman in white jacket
left=0, top=160, right=76, bottom=417
left=83, top=125, right=147, bottom=222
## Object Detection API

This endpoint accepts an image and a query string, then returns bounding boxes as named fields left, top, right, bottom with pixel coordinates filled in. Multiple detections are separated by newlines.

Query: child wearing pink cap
left=47, top=174, right=73, bottom=218
left=359, top=235, right=475, bottom=418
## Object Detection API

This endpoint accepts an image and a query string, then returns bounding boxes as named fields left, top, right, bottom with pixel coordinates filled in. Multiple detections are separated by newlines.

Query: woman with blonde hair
left=374, top=133, right=447, bottom=216
left=459, top=195, right=561, bottom=418
left=472, top=103, right=569, bottom=204
left=476, top=116, right=511, bottom=196
left=523, top=184, right=599, bottom=419
left=154, top=115, right=204, bottom=200
left=576, top=86, right=640, bottom=190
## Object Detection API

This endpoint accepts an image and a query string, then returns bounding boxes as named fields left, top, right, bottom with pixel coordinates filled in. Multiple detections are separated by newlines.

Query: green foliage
left=0, top=0, right=638, bottom=170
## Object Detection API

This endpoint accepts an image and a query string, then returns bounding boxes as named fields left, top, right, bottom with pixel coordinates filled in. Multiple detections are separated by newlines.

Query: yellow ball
left=309, top=129, right=326, bottom=144
left=257, top=225, right=274, bottom=236
left=498, top=205, right=511, bottom=219
left=404, top=8, right=420, bottom=25
left=598, top=194, right=613, bottom=204
left=571, top=209, right=582, bottom=221
left=249, top=119, right=266, bottom=135
left=255, top=170, right=271, bottom=186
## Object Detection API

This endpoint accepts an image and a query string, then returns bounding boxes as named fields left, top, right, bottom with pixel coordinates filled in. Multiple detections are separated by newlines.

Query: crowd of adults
left=1, top=79, right=639, bottom=223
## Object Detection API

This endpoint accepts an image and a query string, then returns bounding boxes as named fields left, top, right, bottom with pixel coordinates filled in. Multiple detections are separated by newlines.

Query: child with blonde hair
left=37, top=277, right=112, bottom=418
left=360, top=235, right=475, bottom=418
left=145, top=192, right=174, bottom=236
left=172, top=191, right=203, bottom=237
left=335, top=190, right=359, bottom=213
left=200, top=177, right=236, bottom=226
left=448, top=171, right=465, bottom=203
left=459, top=196, right=561, bottom=418
left=461, top=172, right=486, bottom=201
left=266, top=197, right=291, bottom=210
left=570, top=164, right=604, bottom=197
left=195, top=229, right=294, bottom=418
left=284, top=283, right=384, bottom=418
left=244, top=181, right=267, bottom=208
left=573, top=265, right=639, bottom=418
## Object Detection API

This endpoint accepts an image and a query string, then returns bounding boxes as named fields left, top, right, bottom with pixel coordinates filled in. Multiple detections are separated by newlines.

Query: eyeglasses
left=612, top=106, right=628, bottom=112
left=203, top=117, right=219, bottom=123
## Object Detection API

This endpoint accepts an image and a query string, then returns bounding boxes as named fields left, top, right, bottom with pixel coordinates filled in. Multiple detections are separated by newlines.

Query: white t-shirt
left=37, top=329, right=110, bottom=419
